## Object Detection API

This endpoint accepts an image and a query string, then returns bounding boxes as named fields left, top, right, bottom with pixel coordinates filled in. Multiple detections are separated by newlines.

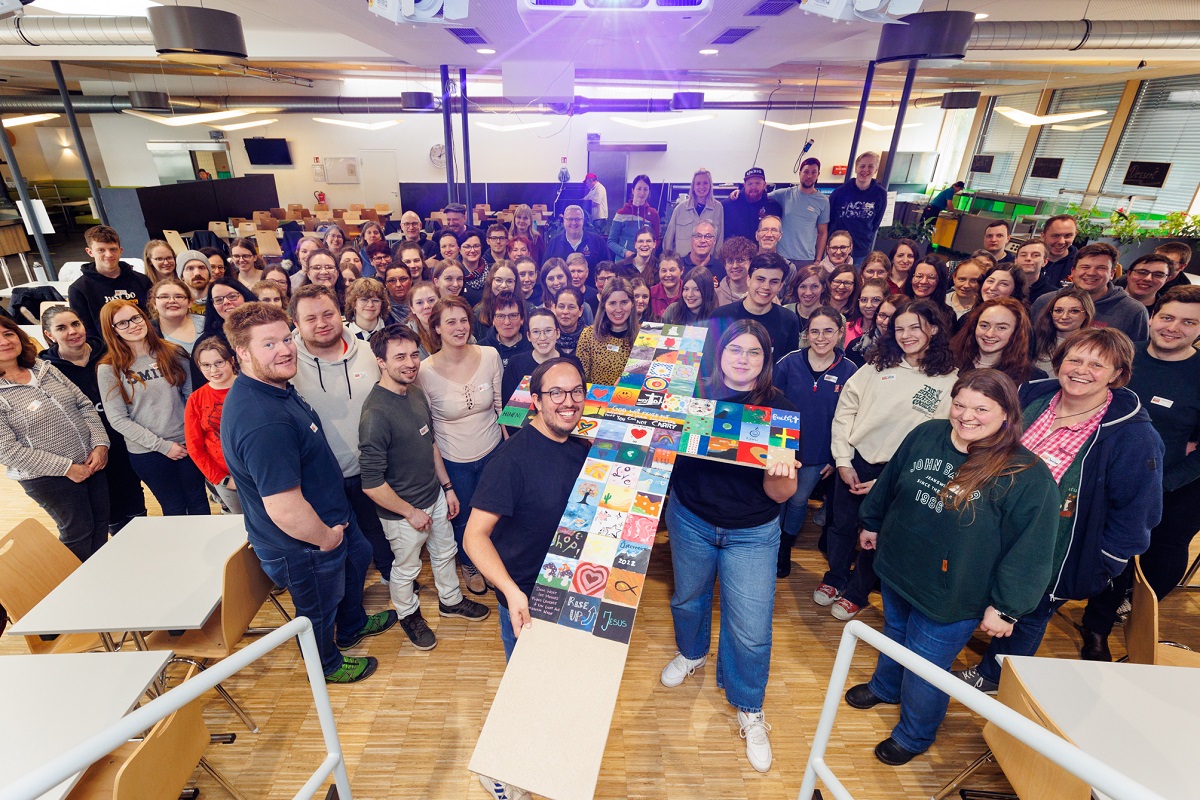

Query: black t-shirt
left=501, top=351, right=584, bottom=406
left=472, top=424, right=591, bottom=608
left=669, top=387, right=797, bottom=528
left=707, top=300, right=801, bottom=368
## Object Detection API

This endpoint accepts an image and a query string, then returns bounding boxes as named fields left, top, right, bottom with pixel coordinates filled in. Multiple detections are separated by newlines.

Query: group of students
left=1, top=198, right=1197, bottom=789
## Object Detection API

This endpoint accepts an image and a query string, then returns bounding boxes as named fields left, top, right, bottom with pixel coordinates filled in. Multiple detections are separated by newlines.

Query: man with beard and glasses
left=220, top=302, right=397, bottom=684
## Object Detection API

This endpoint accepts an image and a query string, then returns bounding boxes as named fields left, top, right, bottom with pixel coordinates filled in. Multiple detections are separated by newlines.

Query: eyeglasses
left=726, top=345, right=764, bottom=359
left=1052, top=307, right=1085, bottom=317
left=1130, top=268, right=1169, bottom=280
left=309, top=265, right=338, bottom=274
left=692, top=233, right=716, bottom=242
left=198, top=359, right=228, bottom=371
left=461, top=243, right=481, bottom=251
left=358, top=297, right=382, bottom=305
left=831, top=279, right=855, bottom=288
left=385, top=276, right=410, bottom=285
left=539, top=387, right=585, bottom=402
left=828, top=245, right=852, bottom=252
left=212, top=293, right=243, bottom=306
left=155, top=293, right=189, bottom=302
left=150, top=256, right=175, bottom=264
left=112, top=316, right=145, bottom=331
left=488, top=235, right=508, bottom=242
left=494, top=312, right=522, bottom=322
left=230, top=253, right=255, bottom=261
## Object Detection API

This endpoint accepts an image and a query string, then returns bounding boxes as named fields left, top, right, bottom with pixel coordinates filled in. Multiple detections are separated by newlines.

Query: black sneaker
left=439, top=597, right=491, bottom=621
left=951, top=666, right=999, bottom=695
left=335, top=609, right=398, bottom=649
left=399, top=609, right=437, bottom=650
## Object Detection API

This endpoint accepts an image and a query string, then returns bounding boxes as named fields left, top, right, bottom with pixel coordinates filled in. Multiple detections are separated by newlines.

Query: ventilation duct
left=0, top=7, right=247, bottom=60
left=127, top=90, right=170, bottom=111
left=968, top=20, right=1200, bottom=50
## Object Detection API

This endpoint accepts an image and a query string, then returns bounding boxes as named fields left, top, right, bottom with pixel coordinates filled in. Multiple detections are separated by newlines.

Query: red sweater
left=184, top=383, right=230, bottom=484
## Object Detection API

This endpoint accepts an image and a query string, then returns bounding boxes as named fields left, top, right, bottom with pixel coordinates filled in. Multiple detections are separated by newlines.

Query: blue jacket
left=773, top=348, right=858, bottom=467
left=1019, top=379, right=1164, bottom=601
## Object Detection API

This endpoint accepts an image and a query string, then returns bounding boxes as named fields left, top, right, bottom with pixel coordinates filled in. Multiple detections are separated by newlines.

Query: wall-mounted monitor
left=244, top=138, right=293, bottom=166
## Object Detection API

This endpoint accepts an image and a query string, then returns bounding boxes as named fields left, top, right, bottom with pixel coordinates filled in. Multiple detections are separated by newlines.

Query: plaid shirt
left=1021, top=391, right=1112, bottom=483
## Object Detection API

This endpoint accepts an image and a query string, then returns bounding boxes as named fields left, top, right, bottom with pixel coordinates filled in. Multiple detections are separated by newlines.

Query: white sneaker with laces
left=660, top=652, right=708, bottom=687
left=478, top=775, right=531, bottom=800
left=737, top=709, right=773, bottom=773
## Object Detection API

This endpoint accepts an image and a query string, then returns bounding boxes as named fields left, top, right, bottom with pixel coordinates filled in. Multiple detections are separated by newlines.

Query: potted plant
left=875, top=216, right=934, bottom=256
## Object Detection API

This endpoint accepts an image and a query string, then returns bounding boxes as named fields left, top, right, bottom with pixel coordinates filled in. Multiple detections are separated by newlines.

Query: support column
left=439, top=64, right=456, bottom=204
left=845, top=60, right=876, bottom=181
left=878, top=60, right=917, bottom=190
left=51, top=61, right=108, bottom=227
left=459, top=68, right=473, bottom=217
left=0, top=121, right=55, bottom=280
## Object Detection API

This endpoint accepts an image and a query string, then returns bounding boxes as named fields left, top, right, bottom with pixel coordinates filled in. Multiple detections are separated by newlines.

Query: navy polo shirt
left=221, top=373, right=351, bottom=552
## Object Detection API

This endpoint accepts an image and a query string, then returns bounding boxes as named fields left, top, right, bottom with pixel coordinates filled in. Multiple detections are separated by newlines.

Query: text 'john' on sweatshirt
left=291, top=329, right=381, bottom=479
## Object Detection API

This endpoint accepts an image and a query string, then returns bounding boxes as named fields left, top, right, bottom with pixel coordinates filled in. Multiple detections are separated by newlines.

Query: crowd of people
left=1, top=157, right=1196, bottom=795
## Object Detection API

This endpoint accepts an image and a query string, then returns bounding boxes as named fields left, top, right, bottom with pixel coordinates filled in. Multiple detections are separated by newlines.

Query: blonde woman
left=662, top=168, right=724, bottom=254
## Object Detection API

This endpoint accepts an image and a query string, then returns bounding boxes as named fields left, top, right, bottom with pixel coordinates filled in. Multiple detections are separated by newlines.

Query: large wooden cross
left=469, top=323, right=800, bottom=799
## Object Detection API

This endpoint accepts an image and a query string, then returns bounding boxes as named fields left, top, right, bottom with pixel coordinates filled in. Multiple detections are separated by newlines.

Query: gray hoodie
left=291, top=328, right=380, bottom=478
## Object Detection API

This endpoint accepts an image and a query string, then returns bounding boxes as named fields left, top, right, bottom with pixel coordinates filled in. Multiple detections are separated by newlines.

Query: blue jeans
left=781, top=464, right=827, bottom=534
left=128, top=451, right=210, bottom=516
left=977, top=592, right=1063, bottom=684
left=254, top=523, right=373, bottom=675
left=443, top=449, right=496, bottom=569
left=867, top=583, right=980, bottom=753
left=498, top=606, right=517, bottom=662
left=667, top=491, right=778, bottom=713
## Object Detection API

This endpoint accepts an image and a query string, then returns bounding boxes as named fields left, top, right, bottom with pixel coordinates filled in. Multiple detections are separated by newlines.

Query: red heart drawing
left=572, top=563, right=609, bottom=596
left=630, top=428, right=648, bottom=440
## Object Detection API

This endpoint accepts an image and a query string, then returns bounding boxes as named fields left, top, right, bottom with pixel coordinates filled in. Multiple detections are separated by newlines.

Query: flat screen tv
left=244, top=138, right=293, bottom=166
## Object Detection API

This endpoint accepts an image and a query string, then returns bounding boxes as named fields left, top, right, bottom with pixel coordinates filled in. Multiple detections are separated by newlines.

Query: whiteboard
left=324, top=157, right=360, bottom=184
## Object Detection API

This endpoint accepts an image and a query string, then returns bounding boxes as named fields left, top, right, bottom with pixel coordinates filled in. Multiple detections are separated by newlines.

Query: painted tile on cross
left=589, top=508, right=627, bottom=539
left=579, top=534, right=619, bottom=567
left=621, top=512, right=658, bottom=545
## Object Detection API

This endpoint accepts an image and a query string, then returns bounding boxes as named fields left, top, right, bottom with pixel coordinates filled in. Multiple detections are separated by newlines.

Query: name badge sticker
left=881, top=374, right=896, bottom=381
left=606, top=344, right=621, bottom=352
left=823, top=374, right=839, bottom=383
left=1150, top=396, right=1174, bottom=409
left=1041, top=452, right=1062, bottom=468
left=419, top=424, right=430, bottom=436
left=310, top=422, right=319, bottom=433
left=26, top=399, right=43, bottom=412
left=477, top=382, right=491, bottom=392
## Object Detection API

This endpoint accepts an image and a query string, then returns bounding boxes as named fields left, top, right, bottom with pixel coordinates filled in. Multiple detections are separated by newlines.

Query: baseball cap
left=744, top=167, right=766, bottom=180
left=584, top=173, right=597, bottom=181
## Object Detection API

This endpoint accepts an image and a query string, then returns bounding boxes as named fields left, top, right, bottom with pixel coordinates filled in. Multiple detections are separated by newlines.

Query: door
left=359, top=149, right=400, bottom=212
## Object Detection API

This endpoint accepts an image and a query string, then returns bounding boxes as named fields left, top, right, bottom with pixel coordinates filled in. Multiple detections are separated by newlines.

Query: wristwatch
left=996, top=610, right=1019, bottom=625
left=219, top=475, right=233, bottom=488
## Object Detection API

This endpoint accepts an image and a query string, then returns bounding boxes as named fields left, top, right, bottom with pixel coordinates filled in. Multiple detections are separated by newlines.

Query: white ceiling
left=0, top=0, right=1196, bottom=104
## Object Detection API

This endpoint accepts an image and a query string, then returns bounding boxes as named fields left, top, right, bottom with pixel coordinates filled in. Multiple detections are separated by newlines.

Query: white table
left=1005, top=656, right=1200, bottom=800
left=8, top=515, right=248, bottom=646
left=0, top=650, right=172, bottom=800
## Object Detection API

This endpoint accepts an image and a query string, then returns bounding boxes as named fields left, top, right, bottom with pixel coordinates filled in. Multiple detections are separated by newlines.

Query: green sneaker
left=336, top=609, right=398, bottom=649
left=324, top=655, right=378, bottom=684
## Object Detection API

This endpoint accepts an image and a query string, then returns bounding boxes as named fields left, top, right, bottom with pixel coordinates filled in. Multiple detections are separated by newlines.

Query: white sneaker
left=737, top=710, right=773, bottom=773
left=660, top=652, right=708, bottom=687
left=478, top=775, right=531, bottom=800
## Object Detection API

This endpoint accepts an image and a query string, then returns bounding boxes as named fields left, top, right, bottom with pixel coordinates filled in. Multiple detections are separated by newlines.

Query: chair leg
left=268, top=593, right=293, bottom=622
left=932, top=749, right=995, bottom=800
left=199, top=757, right=251, bottom=800
left=1179, top=552, right=1200, bottom=590
left=168, top=657, right=259, bottom=733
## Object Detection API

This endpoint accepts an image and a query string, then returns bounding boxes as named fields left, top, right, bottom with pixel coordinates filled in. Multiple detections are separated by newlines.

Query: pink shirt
left=1020, top=390, right=1112, bottom=483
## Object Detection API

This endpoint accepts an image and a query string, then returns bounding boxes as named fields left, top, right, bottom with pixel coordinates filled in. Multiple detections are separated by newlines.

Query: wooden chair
left=269, top=207, right=287, bottom=221
left=255, top=231, right=283, bottom=258
left=374, top=203, right=391, bottom=216
left=1126, top=556, right=1200, bottom=667
left=360, top=208, right=379, bottom=223
left=208, top=221, right=230, bottom=237
left=982, top=659, right=1090, bottom=800
left=236, top=222, right=257, bottom=236
left=304, top=217, right=322, bottom=232
left=332, top=208, right=347, bottom=219
left=162, top=230, right=190, bottom=255
left=144, top=542, right=285, bottom=731
left=313, top=203, right=330, bottom=212
left=349, top=203, right=365, bottom=213
left=66, top=666, right=247, bottom=800
left=0, top=518, right=106, bottom=654
left=314, top=210, right=333, bottom=222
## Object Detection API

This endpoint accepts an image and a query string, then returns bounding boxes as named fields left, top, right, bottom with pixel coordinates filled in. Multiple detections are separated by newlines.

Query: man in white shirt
left=583, top=173, right=609, bottom=223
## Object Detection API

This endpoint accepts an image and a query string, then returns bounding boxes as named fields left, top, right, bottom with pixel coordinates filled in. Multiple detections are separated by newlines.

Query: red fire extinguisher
left=314, top=190, right=326, bottom=205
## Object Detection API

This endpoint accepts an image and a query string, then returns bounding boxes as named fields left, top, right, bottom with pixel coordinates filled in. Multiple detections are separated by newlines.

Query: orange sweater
left=184, top=383, right=230, bottom=484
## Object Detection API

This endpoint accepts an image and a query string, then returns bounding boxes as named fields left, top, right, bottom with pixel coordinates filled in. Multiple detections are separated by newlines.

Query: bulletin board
left=324, top=157, right=360, bottom=184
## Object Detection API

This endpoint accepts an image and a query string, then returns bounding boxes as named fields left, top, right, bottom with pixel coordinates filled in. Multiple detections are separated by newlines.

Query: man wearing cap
left=766, top=157, right=830, bottom=267
left=175, top=249, right=212, bottom=314
left=583, top=173, right=609, bottom=224
left=722, top=167, right=783, bottom=241
left=442, top=203, right=468, bottom=236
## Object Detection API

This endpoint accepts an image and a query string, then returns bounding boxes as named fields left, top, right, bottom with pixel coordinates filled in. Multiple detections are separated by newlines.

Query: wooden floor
left=3, top=485, right=1199, bottom=800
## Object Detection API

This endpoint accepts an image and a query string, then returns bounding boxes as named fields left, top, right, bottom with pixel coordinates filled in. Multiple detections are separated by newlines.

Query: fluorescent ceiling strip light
left=1050, top=121, right=1110, bottom=132
left=609, top=114, right=716, bottom=129
left=759, top=118, right=853, bottom=132
left=123, top=109, right=253, bottom=126
left=861, top=121, right=922, bottom=132
left=211, top=118, right=279, bottom=132
left=1, top=113, right=60, bottom=128
left=37, top=0, right=159, bottom=14
left=994, top=107, right=1107, bottom=127
left=312, top=117, right=402, bottom=131
left=474, top=120, right=553, bottom=132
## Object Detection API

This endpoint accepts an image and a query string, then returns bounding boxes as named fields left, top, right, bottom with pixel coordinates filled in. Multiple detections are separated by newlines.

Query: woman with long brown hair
left=0, top=315, right=112, bottom=559
left=951, top=297, right=1045, bottom=384
left=661, top=318, right=797, bottom=773
left=846, top=369, right=1059, bottom=765
left=228, top=236, right=265, bottom=286
left=1030, top=286, right=1095, bottom=375
left=96, top=299, right=209, bottom=516
left=576, top=277, right=639, bottom=385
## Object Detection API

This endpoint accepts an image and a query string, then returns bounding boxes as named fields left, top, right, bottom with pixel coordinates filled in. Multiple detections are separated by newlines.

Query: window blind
left=1020, top=83, right=1125, bottom=199
left=965, top=92, right=1040, bottom=194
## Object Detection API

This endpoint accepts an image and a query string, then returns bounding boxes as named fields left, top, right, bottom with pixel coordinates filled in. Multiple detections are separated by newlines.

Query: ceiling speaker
left=671, top=91, right=704, bottom=110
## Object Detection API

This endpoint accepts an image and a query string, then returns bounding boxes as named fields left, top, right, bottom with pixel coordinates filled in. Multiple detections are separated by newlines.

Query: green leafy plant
left=1151, top=211, right=1200, bottom=239
left=1106, top=210, right=1148, bottom=245
left=877, top=216, right=935, bottom=243
left=1063, top=203, right=1106, bottom=246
